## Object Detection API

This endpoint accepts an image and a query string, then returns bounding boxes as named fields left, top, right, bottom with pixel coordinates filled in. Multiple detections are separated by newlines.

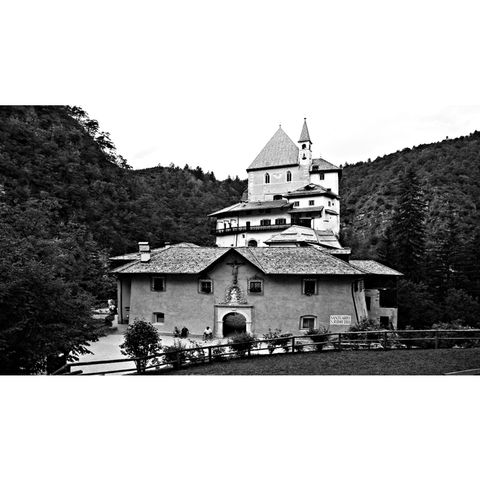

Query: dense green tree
left=0, top=200, right=102, bottom=374
left=386, top=167, right=427, bottom=282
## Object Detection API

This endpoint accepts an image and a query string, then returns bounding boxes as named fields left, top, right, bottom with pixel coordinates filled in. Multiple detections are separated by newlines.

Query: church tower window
left=286, top=171, right=292, bottom=182
left=265, top=173, right=270, bottom=184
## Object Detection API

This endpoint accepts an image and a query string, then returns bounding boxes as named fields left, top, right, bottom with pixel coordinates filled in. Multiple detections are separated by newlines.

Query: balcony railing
left=213, top=221, right=305, bottom=235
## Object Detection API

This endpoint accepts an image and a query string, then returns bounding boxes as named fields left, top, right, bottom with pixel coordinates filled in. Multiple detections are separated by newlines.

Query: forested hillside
left=340, top=132, right=480, bottom=259
left=0, top=106, right=245, bottom=373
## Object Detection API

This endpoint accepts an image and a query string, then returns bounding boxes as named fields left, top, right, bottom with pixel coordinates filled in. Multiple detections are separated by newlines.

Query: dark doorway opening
left=223, top=312, right=247, bottom=337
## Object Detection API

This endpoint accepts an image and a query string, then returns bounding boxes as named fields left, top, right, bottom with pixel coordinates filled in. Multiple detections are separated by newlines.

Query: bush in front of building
left=120, top=320, right=162, bottom=373
left=262, top=328, right=293, bottom=354
left=228, top=332, right=257, bottom=357
left=304, top=327, right=330, bottom=351
left=162, top=340, right=192, bottom=369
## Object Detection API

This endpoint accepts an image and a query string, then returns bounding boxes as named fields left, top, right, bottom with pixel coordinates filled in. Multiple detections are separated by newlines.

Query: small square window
left=293, top=201, right=300, bottom=207
left=275, top=218, right=286, bottom=225
left=248, top=279, right=263, bottom=294
left=199, top=279, right=213, bottom=294
left=309, top=200, right=314, bottom=206
left=303, top=279, right=317, bottom=295
left=153, top=312, right=165, bottom=324
left=151, top=276, right=166, bottom=292
left=300, top=316, right=316, bottom=330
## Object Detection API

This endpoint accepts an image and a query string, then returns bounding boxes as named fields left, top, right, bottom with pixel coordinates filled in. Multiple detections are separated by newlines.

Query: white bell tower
left=298, top=118, right=312, bottom=164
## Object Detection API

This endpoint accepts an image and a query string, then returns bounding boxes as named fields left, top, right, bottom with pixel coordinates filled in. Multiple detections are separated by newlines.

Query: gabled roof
left=298, top=118, right=312, bottom=143
left=235, top=246, right=362, bottom=275
left=112, top=246, right=229, bottom=274
left=209, top=200, right=291, bottom=217
left=113, top=245, right=364, bottom=276
left=110, top=243, right=199, bottom=261
left=284, top=183, right=339, bottom=199
left=265, top=225, right=320, bottom=245
left=311, top=158, right=342, bottom=172
left=314, top=230, right=343, bottom=249
left=349, top=260, right=403, bottom=276
left=247, top=127, right=299, bottom=171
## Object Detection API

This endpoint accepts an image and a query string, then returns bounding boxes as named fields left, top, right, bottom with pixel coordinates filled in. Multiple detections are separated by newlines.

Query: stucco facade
left=117, top=250, right=368, bottom=337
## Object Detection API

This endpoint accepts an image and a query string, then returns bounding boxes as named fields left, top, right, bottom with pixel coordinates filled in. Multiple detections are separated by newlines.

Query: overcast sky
left=2, top=0, right=480, bottom=179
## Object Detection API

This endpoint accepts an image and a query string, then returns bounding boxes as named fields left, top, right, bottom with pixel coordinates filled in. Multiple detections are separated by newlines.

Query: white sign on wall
left=330, top=315, right=352, bottom=326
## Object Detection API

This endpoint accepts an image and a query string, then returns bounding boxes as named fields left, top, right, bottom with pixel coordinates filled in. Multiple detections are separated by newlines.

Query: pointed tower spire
left=298, top=118, right=312, bottom=143
left=298, top=118, right=312, bottom=163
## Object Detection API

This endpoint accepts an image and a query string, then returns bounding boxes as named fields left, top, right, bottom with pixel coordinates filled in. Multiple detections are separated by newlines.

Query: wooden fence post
left=338, top=333, right=342, bottom=351
left=208, top=346, right=212, bottom=362
left=291, top=336, right=295, bottom=353
left=384, top=331, right=388, bottom=350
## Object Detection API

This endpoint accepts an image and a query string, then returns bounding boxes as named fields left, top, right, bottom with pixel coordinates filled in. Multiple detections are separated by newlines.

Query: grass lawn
left=161, top=348, right=480, bottom=375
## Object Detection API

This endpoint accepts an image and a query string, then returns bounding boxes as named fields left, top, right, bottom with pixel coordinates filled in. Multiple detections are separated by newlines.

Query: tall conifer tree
left=388, top=166, right=426, bottom=281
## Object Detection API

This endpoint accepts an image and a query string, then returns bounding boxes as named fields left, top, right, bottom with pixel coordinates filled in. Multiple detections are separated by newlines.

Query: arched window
left=264, top=173, right=270, bottom=184
left=302, top=144, right=306, bottom=150
left=273, top=194, right=282, bottom=200
left=286, top=171, right=292, bottom=182
left=247, top=239, right=258, bottom=247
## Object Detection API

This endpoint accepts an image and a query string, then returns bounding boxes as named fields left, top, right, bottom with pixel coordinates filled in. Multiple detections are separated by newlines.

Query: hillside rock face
left=340, top=132, right=480, bottom=259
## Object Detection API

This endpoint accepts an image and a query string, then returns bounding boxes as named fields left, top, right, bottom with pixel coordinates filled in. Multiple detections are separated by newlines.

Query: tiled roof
left=298, top=119, right=312, bottom=143
left=235, top=246, right=362, bottom=275
left=112, top=246, right=229, bottom=274
left=110, top=243, right=199, bottom=261
left=265, top=226, right=319, bottom=244
left=284, top=183, right=338, bottom=198
left=311, top=158, right=342, bottom=172
left=209, top=200, right=292, bottom=217
left=315, top=229, right=343, bottom=249
left=113, top=245, right=363, bottom=276
left=247, top=127, right=299, bottom=171
left=349, top=260, right=403, bottom=276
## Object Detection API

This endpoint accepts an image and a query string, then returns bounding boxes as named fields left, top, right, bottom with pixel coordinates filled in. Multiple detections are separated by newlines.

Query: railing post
left=435, top=330, right=439, bottom=349
left=338, top=333, right=342, bottom=351
left=247, top=342, right=251, bottom=357
left=208, top=346, right=212, bottom=362
left=291, top=336, right=295, bottom=353
left=383, top=331, right=388, bottom=350
left=176, top=351, right=181, bottom=369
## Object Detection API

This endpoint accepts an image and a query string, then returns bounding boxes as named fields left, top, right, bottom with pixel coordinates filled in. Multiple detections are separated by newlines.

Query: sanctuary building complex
left=112, top=120, right=402, bottom=338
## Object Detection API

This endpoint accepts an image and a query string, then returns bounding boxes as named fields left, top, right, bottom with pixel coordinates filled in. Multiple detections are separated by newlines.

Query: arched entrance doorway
left=222, top=312, right=247, bottom=337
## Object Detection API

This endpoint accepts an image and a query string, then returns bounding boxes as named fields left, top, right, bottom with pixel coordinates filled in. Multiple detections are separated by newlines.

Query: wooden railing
left=51, top=329, right=480, bottom=376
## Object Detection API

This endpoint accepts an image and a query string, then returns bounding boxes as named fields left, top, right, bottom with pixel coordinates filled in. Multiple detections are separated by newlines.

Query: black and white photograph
left=1, top=0, right=479, bottom=478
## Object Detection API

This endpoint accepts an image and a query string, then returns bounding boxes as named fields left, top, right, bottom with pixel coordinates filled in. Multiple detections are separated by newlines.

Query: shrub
left=262, top=328, right=292, bottom=354
left=304, top=327, right=330, bottom=351
left=162, top=340, right=191, bottom=369
left=212, top=342, right=228, bottom=362
left=229, top=332, right=257, bottom=357
left=187, top=339, right=207, bottom=364
left=120, top=320, right=162, bottom=373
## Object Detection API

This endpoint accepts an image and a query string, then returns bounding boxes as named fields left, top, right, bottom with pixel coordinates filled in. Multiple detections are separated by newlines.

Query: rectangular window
left=199, top=279, right=213, bottom=294
left=275, top=218, right=286, bottom=225
left=248, top=279, right=263, bottom=294
left=319, top=173, right=325, bottom=180
left=151, top=276, right=166, bottom=292
left=153, top=312, right=165, bottom=324
left=303, top=279, right=317, bottom=295
left=366, top=296, right=371, bottom=311
left=309, top=200, right=315, bottom=206
left=293, top=201, right=300, bottom=207
left=260, top=219, right=271, bottom=226
left=300, top=316, right=316, bottom=330
left=380, top=316, right=390, bottom=329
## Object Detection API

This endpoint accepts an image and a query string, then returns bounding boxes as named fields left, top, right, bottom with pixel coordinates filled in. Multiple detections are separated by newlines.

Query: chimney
left=138, top=242, right=151, bottom=262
